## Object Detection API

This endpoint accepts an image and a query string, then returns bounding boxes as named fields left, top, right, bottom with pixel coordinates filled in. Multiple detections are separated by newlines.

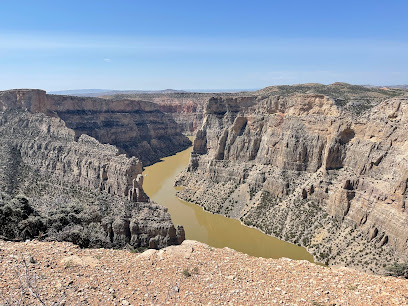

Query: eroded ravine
left=143, top=139, right=314, bottom=261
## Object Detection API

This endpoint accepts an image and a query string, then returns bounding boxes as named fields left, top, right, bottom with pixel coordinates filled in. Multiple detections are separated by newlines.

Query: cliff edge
left=1, top=239, right=407, bottom=305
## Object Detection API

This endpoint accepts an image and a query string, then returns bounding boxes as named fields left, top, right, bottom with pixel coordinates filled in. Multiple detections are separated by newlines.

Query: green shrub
left=385, top=262, right=408, bottom=278
left=182, top=269, right=191, bottom=277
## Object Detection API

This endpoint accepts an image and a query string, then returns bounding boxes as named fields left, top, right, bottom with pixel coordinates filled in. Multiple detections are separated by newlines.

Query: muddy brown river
left=143, top=140, right=314, bottom=262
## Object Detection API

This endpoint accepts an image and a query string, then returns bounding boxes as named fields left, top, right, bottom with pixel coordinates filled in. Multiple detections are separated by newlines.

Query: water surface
left=143, top=141, right=314, bottom=262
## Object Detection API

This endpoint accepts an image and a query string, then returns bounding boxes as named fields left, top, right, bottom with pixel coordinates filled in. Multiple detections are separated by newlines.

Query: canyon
left=174, top=83, right=408, bottom=274
left=142, top=138, right=314, bottom=261
left=101, top=91, right=251, bottom=135
left=0, top=90, right=186, bottom=250
left=1, top=83, right=408, bottom=277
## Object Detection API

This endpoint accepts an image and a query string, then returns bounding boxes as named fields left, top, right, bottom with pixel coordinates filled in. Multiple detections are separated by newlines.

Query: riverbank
left=142, top=140, right=314, bottom=262
left=1, top=239, right=407, bottom=305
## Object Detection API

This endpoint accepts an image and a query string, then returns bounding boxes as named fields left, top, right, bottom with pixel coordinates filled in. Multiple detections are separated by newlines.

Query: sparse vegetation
left=346, top=283, right=359, bottom=291
left=182, top=269, right=192, bottom=277
left=385, top=262, right=408, bottom=278
left=182, top=266, right=199, bottom=278
left=63, top=259, right=74, bottom=268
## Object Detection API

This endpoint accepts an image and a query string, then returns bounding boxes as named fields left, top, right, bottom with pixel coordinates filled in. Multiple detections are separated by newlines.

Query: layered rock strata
left=0, top=89, right=191, bottom=165
left=102, top=83, right=406, bottom=135
left=176, top=84, right=408, bottom=274
left=0, top=110, right=184, bottom=249
left=102, top=92, right=249, bottom=135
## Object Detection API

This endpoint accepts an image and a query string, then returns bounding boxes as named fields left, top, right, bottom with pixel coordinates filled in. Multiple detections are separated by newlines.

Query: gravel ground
left=0, top=239, right=407, bottom=305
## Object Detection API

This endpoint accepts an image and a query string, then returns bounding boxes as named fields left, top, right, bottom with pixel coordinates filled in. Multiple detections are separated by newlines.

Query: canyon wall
left=0, top=110, right=184, bottom=249
left=176, top=84, right=408, bottom=274
left=0, top=89, right=191, bottom=165
left=101, top=92, right=251, bottom=135
left=139, top=93, right=208, bottom=135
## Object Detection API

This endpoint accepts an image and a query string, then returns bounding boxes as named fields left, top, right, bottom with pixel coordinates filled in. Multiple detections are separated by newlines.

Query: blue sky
left=0, top=0, right=407, bottom=91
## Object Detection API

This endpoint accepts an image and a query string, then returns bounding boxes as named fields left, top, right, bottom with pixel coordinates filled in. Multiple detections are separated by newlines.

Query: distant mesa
left=49, top=88, right=258, bottom=97
left=49, top=89, right=188, bottom=97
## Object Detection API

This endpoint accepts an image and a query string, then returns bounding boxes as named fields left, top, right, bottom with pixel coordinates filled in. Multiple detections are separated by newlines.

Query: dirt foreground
left=1, top=239, right=407, bottom=305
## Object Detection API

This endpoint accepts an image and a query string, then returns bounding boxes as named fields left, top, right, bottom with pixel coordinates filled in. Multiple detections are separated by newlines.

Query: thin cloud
left=1, top=32, right=407, bottom=55
left=103, top=58, right=112, bottom=62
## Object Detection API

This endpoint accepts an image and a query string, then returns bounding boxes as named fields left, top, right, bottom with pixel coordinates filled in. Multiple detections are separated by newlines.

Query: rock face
left=176, top=83, right=408, bottom=274
left=100, top=83, right=407, bottom=136
left=0, top=110, right=148, bottom=202
left=101, top=92, right=251, bottom=135
left=0, top=110, right=184, bottom=249
left=0, top=89, right=191, bottom=165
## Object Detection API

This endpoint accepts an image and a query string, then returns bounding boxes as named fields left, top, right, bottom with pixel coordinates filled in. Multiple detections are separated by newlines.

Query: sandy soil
left=1, top=239, right=407, bottom=305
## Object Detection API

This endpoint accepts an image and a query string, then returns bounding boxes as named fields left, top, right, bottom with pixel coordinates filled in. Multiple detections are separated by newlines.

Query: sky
left=0, top=0, right=407, bottom=91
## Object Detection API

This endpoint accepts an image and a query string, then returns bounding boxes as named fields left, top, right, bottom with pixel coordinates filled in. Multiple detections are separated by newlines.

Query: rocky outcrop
left=0, top=89, right=49, bottom=114
left=0, top=110, right=184, bottom=249
left=176, top=83, right=408, bottom=274
left=0, top=89, right=191, bottom=165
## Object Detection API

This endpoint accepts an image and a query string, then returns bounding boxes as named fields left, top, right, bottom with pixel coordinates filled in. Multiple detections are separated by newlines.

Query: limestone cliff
left=101, top=83, right=406, bottom=136
left=101, top=92, right=250, bottom=135
left=176, top=83, right=408, bottom=274
left=0, top=110, right=184, bottom=249
left=0, top=89, right=191, bottom=165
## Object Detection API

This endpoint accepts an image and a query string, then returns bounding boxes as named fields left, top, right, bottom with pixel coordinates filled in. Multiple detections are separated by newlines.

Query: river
left=143, top=140, right=314, bottom=262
